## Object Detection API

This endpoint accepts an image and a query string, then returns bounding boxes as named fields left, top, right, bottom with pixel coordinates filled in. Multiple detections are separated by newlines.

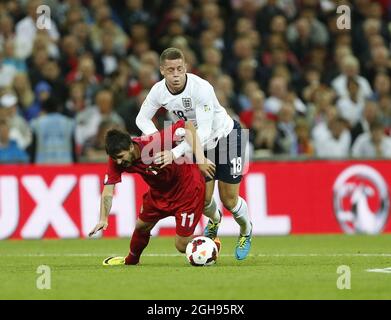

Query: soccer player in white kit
left=136, top=48, right=252, bottom=260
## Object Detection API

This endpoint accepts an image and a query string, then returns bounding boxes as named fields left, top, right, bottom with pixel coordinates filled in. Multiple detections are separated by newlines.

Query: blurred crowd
left=0, top=0, right=391, bottom=164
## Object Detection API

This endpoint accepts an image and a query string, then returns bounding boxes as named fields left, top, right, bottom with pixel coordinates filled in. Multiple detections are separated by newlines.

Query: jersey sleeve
left=135, top=86, right=162, bottom=135
left=104, top=158, right=123, bottom=185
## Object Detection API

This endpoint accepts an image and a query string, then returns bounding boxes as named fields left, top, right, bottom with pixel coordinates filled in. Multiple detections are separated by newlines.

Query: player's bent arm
left=184, top=121, right=207, bottom=164
left=135, top=94, right=160, bottom=135
left=185, top=121, right=216, bottom=179
left=88, top=184, right=115, bottom=237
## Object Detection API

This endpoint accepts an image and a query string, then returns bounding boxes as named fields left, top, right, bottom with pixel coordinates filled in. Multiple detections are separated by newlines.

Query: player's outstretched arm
left=88, top=184, right=115, bottom=237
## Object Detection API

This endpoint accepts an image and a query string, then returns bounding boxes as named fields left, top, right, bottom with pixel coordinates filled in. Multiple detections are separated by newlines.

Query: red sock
left=125, top=229, right=151, bottom=265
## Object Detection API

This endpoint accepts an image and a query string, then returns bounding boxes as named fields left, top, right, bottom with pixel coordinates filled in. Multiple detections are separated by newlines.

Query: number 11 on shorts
left=181, top=212, right=194, bottom=227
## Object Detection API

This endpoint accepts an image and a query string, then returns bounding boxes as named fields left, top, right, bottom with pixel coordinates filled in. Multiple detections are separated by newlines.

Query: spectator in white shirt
left=336, top=76, right=365, bottom=127
left=352, top=121, right=391, bottom=158
left=264, top=76, right=306, bottom=115
left=314, top=116, right=351, bottom=158
left=331, top=55, right=373, bottom=99
left=15, top=0, right=60, bottom=59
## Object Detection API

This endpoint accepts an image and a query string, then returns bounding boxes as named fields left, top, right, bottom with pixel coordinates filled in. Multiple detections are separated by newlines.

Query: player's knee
left=135, top=220, right=154, bottom=233
left=221, top=195, right=238, bottom=211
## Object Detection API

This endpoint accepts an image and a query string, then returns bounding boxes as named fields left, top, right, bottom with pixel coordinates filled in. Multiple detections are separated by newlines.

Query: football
left=185, top=236, right=218, bottom=266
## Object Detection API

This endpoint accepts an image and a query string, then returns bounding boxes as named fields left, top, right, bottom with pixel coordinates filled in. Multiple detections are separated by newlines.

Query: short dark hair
left=42, top=96, right=60, bottom=113
left=105, top=129, right=132, bottom=158
left=160, top=47, right=185, bottom=65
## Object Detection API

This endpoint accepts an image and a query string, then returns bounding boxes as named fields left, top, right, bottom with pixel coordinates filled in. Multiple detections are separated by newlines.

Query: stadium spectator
left=314, top=116, right=351, bottom=158
left=286, top=6, right=329, bottom=47
left=0, top=14, right=15, bottom=50
left=89, top=4, right=128, bottom=55
left=239, top=89, right=265, bottom=129
left=331, top=55, right=373, bottom=99
left=0, top=93, right=31, bottom=149
left=81, top=119, right=121, bottom=163
left=12, top=73, right=34, bottom=111
left=2, top=38, right=26, bottom=72
left=15, top=0, right=60, bottom=60
left=378, top=94, right=391, bottom=133
left=364, top=46, right=391, bottom=86
left=295, top=116, right=314, bottom=156
left=66, top=55, right=101, bottom=101
left=64, top=81, right=87, bottom=117
left=372, top=72, right=391, bottom=101
left=275, top=101, right=298, bottom=156
left=75, top=89, right=124, bottom=148
left=306, top=86, right=335, bottom=128
left=24, top=81, right=52, bottom=121
left=0, top=47, right=17, bottom=88
left=250, top=109, right=281, bottom=158
left=41, top=59, right=68, bottom=104
left=0, top=117, right=28, bottom=163
left=350, top=100, right=380, bottom=145
left=264, top=76, right=306, bottom=116
left=352, top=120, right=391, bottom=158
left=59, top=35, right=80, bottom=77
left=336, top=76, right=365, bottom=127
left=29, top=97, right=76, bottom=164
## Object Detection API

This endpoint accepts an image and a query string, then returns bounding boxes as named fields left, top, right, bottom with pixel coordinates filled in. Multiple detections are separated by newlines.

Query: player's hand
left=154, top=150, right=174, bottom=168
left=88, top=220, right=108, bottom=237
left=198, top=158, right=216, bottom=179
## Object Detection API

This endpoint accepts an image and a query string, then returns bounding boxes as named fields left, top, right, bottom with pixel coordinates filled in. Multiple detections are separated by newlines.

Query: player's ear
left=159, top=66, right=164, bottom=76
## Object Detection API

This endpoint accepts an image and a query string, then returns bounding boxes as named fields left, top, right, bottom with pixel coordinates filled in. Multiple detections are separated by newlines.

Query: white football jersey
left=136, top=73, right=234, bottom=158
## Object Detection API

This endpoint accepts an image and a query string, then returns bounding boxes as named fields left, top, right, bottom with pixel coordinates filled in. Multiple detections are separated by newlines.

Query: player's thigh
left=218, top=180, right=240, bottom=210
left=175, top=234, right=193, bottom=253
left=135, top=218, right=156, bottom=233
left=174, top=186, right=204, bottom=242
left=214, top=120, right=246, bottom=184
left=138, top=193, right=167, bottom=231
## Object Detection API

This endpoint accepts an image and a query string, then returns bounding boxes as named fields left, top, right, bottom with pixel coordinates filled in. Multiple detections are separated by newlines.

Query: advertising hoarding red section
left=0, top=160, right=390, bottom=239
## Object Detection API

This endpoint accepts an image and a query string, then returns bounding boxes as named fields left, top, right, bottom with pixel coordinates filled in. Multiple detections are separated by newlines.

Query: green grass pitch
left=1, top=235, right=391, bottom=300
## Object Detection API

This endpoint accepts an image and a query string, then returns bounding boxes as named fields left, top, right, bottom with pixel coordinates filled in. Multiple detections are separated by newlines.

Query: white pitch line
left=366, top=268, right=391, bottom=273
left=1, top=253, right=391, bottom=257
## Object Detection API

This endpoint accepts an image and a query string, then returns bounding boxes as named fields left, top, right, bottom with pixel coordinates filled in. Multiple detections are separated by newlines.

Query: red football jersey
left=104, top=120, right=204, bottom=210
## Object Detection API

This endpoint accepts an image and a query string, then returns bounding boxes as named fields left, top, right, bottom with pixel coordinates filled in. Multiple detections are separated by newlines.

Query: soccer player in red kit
left=88, top=120, right=216, bottom=265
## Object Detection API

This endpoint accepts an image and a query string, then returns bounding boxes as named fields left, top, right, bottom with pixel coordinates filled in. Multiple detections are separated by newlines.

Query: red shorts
left=139, top=183, right=205, bottom=237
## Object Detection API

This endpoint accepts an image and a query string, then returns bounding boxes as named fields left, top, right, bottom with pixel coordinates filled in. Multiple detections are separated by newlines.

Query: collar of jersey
left=165, top=74, right=188, bottom=96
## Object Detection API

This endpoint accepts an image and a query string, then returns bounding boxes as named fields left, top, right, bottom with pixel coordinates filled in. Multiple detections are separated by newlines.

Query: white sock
left=230, top=197, right=252, bottom=236
left=204, top=198, right=221, bottom=223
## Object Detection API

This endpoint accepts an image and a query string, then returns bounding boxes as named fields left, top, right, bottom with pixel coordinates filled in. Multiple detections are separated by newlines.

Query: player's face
left=113, top=145, right=137, bottom=167
left=160, top=59, right=187, bottom=93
